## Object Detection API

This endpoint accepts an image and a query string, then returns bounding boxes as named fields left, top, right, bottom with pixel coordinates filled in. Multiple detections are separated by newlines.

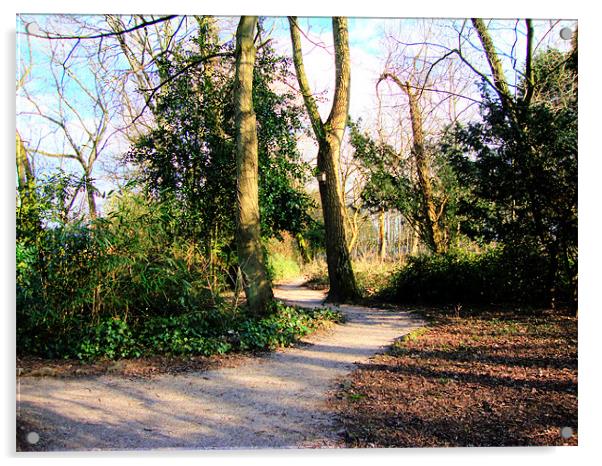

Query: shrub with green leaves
left=236, top=303, right=343, bottom=351
left=384, top=245, right=570, bottom=307
left=58, top=303, right=342, bottom=361
left=16, top=187, right=343, bottom=361
left=16, top=192, right=225, bottom=357
left=267, top=252, right=301, bottom=282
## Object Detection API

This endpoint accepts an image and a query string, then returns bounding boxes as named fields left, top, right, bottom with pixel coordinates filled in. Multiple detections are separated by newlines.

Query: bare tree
left=104, top=15, right=192, bottom=134
left=16, top=25, right=40, bottom=238
left=374, top=20, right=482, bottom=253
left=379, top=72, right=447, bottom=253
left=288, top=16, right=360, bottom=302
left=19, top=32, right=119, bottom=220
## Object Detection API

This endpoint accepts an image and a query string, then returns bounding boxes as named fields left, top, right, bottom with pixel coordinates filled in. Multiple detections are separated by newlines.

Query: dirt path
left=17, top=279, right=425, bottom=451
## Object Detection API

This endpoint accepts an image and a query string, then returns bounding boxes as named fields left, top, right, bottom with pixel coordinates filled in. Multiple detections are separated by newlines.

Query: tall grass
left=16, top=193, right=225, bottom=358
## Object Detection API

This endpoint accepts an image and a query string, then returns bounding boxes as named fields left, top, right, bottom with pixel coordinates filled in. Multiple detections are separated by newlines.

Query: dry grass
left=302, top=256, right=403, bottom=297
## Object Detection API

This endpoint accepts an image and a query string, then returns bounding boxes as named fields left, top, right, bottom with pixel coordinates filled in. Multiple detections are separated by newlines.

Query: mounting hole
left=560, top=426, right=573, bottom=439
left=25, top=22, right=42, bottom=36
left=26, top=431, right=40, bottom=444
left=559, top=27, right=573, bottom=41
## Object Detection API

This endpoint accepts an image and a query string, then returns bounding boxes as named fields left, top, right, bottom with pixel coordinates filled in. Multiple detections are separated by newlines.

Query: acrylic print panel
left=16, top=12, right=577, bottom=452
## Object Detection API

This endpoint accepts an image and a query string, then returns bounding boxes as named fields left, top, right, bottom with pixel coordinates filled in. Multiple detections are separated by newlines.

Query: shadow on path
left=17, top=279, right=425, bottom=451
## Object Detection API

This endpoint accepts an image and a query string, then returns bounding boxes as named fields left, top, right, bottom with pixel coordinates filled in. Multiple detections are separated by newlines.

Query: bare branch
left=524, top=19, right=535, bottom=105
left=130, top=51, right=233, bottom=126
left=23, top=15, right=178, bottom=41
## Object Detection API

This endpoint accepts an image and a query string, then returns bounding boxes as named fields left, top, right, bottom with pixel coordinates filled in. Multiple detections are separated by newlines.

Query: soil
left=16, top=278, right=425, bottom=451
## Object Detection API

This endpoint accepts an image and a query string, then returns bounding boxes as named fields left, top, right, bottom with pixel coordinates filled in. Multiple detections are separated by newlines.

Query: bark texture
left=289, top=16, right=359, bottom=303
left=404, top=82, right=446, bottom=254
left=380, top=72, right=446, bottom=254
left=233, top=16, right=274, bottom=315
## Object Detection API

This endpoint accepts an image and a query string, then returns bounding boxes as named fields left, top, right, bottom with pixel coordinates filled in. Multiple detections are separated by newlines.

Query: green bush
left=237, top=303, right=343, bottom=351
left=16, top=189, right=343, bottom=361
left=77, top=317, right=140, bottom=360
left=18, top=230, right=343, bottom=361
left=267, top=252, right=301, bottom=282
left=16, top=193, right=225, bottom=357
left=385, top=245, right=565, bottom=307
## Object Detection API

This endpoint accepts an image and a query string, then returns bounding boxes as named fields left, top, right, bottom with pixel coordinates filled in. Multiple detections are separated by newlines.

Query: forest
left=16, top=15, right=577, bottom=450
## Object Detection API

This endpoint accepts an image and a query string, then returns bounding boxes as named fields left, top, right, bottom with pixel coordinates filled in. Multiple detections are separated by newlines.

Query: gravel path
left=16, top=279, right=425, bottom=451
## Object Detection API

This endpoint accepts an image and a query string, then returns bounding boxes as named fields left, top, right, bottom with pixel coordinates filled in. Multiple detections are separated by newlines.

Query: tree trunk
left=84, top=171, right=98, bottom=220
left=471, top=18, right=514, bottom=113
left=378, top=208, right=386, bottom=260
left=411, top=227, right=420, bottom=256
left=295, top=233, right=312, bottom=263
left=16, top=132, right=33, bottom=190
left=318, top=137, right=359, bottom=302
left=347, top=209, right=360, bottom=256
left=380, top=72, right=446, bottom=254
left=233, top=16, right=274, bottom=316
left=289, top=16, right=359, bottom=303
left=404, top=82, right=446, bottom=254
left=16, top=131, right=41, bottom=242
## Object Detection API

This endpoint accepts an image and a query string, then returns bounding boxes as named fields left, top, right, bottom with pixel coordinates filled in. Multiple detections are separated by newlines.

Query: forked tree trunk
left=233, top=16, right=274, bottom=316
left=289, top=16, right=360, bottom=303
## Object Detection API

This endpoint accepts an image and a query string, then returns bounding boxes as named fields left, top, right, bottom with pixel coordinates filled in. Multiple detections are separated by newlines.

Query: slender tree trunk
left=378, top=208, right=387, bottom=260
left=84, top=171, right=98, bottom=220
left=16, top=131, right=41, bottom=241
left=411, top=227, right=420, bottom=256
left=16, top=132, right=33, bottom=190
left=404, top=82, right=446, bottom=254
left=15, top=132, right=42, bottom=242
left=233, top=16, right=273, bottom=316
left=289, top=16, right=359, bottom=303
left=380, top=72, right=446, bottom=254
left=471, top=18, right=514, bottom=113
left=295, top=233, right=312, bottom=263
left=347, top=209, right=360, bottom=256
